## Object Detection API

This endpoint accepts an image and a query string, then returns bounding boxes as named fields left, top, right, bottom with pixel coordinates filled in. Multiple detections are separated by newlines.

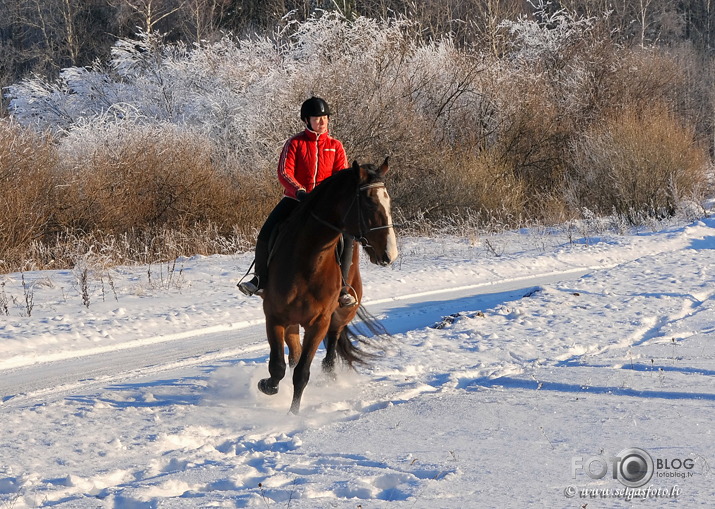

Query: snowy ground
left=1, top=216, right=714, bottom=508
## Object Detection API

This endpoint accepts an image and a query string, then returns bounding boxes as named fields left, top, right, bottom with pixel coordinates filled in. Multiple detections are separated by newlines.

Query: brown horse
left=258, top=158, right=398, bottom=414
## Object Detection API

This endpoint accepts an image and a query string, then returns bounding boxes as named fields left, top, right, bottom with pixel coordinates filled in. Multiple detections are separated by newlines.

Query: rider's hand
left=296, top=190, right=308, bottom=202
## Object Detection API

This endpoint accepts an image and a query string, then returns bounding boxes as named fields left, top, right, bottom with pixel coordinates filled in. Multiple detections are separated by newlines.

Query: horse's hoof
left=322, top=361, right=337, bottom=380
left=258, top=379, right=279, bottom=395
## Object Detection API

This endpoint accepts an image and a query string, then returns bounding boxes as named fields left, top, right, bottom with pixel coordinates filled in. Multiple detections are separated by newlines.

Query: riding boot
left=338, top=235, right=357, bottom=307
left=238, top=238, right=269, bottom=296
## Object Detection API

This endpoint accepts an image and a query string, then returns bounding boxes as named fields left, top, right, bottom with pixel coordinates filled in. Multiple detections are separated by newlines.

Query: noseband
left=310, top=181, right=394, bottom=247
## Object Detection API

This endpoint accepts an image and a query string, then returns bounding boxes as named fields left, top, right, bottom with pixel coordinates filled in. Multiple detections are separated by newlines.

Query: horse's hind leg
left=323, top=306, right=358, bottom=377
left=285, top=324, right=302, bottom=368
left=322, top=329, right=339, bottom=379
left=258, top=320, right=286, bottom=396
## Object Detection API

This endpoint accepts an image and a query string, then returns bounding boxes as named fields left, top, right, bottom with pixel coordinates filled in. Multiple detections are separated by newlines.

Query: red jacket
left=277, top=129, right=348, bottom=199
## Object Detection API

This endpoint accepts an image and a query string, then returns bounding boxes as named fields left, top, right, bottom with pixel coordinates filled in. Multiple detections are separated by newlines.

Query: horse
left=257, top=158, right=398, bottom=414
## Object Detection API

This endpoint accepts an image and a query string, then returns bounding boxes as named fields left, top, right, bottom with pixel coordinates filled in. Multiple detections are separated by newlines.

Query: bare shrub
left=0, top=119, right=57, bottom=254
left=490, top=72, right=569, bottom=195
left=56, top=122, right=273, bottom=237
left=0, top=119, right=269, bottom=273
left=438, top=148, right=527, bottom=220
left=492, top=6, right=709, bottom=223
left=405, top=63, right=571, bottom=225
left=599, top=48, right=689, bottom=119
left=654, top=44, right=715, bottom=144
left=567, top=103, right=708, bottom=221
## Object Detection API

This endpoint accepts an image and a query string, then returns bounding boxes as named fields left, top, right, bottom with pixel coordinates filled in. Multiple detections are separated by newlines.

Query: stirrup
left=237, top=275, right=261, bottom=297
left=338, top=287, right=358, bottom=308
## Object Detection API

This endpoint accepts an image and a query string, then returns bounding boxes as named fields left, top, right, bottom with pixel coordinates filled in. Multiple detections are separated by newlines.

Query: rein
left=310, top=181, right=393, bottom=246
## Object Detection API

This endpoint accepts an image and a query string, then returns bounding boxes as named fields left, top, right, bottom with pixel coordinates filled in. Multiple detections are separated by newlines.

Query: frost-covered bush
left=499, top=0, right=598, bottom=67
left=4, top=7, right=710, bottom=237
left=54, top=120, right=261, bottom=236
left=567, top=103, right=708, bottom=221
left=6, top=12, right=495, bottom=217
left=0, top=119, right=57, bottom=270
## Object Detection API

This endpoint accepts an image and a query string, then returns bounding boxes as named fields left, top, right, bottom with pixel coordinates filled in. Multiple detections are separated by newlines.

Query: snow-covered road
left=1, top=267, right=591, bottom=406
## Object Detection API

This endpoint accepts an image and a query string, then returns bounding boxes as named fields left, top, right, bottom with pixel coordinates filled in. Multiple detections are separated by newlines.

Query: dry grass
left=16, top=225, right=254, bottom=272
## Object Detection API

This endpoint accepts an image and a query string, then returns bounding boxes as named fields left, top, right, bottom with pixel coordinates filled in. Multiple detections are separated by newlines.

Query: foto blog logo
left=571, top=448, right=655, bottom=488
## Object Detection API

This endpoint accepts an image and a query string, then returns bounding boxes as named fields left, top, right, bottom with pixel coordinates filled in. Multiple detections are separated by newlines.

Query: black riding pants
left=254, top=197, right=299, bottom=281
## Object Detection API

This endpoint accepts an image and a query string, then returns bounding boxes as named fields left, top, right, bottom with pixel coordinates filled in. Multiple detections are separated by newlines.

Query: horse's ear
left=377, top=157, right=389, bottom=177
left=352, top=160, right=369, bottom=182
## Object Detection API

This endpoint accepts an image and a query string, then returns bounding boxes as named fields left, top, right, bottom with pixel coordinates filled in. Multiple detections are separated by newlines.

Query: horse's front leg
left=258, top=319, right=286, bottom=396
left=290, top=319, right=330, bottom=414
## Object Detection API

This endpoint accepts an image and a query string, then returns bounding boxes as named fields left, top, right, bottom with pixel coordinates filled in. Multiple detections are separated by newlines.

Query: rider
left=238, top=96, right=357, bottom=307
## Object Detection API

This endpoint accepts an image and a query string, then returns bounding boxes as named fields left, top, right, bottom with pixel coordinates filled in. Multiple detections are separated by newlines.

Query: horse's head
left=349, top=158, right=399, bottom=266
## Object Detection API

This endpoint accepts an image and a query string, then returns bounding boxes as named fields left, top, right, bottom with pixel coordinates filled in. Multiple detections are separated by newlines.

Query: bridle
left=310, top=181, right=394, bottom=247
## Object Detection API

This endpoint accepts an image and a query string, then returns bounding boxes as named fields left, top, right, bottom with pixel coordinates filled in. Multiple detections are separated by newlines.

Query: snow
left=1, top=217, right=714, bottom=507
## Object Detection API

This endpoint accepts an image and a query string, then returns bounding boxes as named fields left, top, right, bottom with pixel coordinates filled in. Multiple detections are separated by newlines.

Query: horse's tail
left=336, top=305, right=390, bottom=368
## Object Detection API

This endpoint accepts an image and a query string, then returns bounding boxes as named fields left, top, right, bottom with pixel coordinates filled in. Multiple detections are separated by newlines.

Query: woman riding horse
left=238, top=97, right=357, bottom=307
left=258, top=158, right=398, bottom=414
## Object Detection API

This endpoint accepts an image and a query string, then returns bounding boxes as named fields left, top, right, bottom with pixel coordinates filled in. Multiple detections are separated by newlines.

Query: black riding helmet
left=300, top=97, right=331, bottom=123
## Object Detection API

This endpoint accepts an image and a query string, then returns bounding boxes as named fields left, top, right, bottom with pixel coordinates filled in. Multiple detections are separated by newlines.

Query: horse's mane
left=277, top=161, right=387, bottom=244
left=283, top=166, right=360, bottom=231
